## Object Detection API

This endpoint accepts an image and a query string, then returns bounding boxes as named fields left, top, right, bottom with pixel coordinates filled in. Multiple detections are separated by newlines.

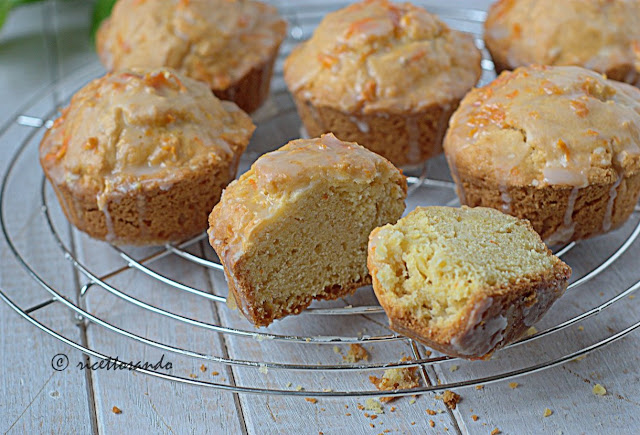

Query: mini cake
left=96, top=0, right=287, bottom=113
left=283, top=0, right=482, bottom=167
left=443, top=65, right=640, bottom=244
left=208, top=133, right=407, bottom=326
left=368, top=206, right=571, bottom=359
left=40, top=68, right=255, bottom=245
left=484, top=0, right=640, bottom=85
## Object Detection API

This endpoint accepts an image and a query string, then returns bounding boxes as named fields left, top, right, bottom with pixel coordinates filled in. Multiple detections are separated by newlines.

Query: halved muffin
left=368, top=206, right=571, bottom=359
left=96, top=0, right=287, bottom=112
left=40, top=68, right=255, bottom=245
left=208, top=133, right=407, bottom=326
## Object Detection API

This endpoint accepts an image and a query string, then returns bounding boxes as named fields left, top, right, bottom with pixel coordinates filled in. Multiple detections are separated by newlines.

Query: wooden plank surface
left=2, top=1, right=640, bottom=434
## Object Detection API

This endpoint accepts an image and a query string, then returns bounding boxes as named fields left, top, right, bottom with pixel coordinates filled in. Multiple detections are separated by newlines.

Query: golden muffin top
left=40, top=68, right=255, bottom=208
left=444, top=65, right=640, bottom=188
left=484, top=0, right=640, bottom=83
left=208, top=133, right=407, bottom=262
left=96, top=0, right=287, bottom=91
left=283, top=0, right=482, bottom=114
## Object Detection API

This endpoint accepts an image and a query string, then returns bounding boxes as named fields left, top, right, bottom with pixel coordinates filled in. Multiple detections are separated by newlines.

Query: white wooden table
left=1, top=1, right=639, bottom=434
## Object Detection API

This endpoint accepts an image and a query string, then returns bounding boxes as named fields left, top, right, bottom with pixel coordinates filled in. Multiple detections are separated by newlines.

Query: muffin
left=40, top=68, right=255, bottom=245
left=368, top=206, right=571, bottom=359
left=484, top=0, right=640, bottom=85
left=443, top=65, right=640, bottom=245
left=96, top=0, right=287, bottom=113
left=283, top=0, right=482, bottom=167
left=208, top=133, right=407, bottom=326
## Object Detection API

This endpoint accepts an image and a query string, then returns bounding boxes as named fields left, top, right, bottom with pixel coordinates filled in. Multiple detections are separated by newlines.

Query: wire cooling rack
left=1, top=1, right=640, bottom=398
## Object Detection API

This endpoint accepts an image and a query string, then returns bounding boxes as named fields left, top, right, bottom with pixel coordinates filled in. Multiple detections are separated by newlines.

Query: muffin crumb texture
left=209, top=134, right=406, bottom=326
left=368, top=206, right=571, bottom=359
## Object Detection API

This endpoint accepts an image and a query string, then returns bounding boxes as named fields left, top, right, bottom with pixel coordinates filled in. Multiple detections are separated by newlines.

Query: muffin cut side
left=228, top=179, right=404, bottom=326
left=369, top=206, right=571, bottom=359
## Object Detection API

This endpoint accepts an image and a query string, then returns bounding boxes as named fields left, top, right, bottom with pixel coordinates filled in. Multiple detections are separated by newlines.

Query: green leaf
left=90, top=0, right=116, bottom=42
left=0, top=0, right=12, bottom=30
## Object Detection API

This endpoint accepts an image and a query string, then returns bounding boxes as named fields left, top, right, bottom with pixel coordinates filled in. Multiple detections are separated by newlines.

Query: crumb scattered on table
left=369, top=362, right=420, bottom=403
left=491, top=428, right=501, bottom=435
left=344, top=344, right=369, bottom=363
left=509, top=382, right=519, bottom=389
left=200, top=364, right=207, bottom=372
left=543, top=408, right=553, bottom=417
left=475, top=385, right=484, bottom=390
left=440, top=390, right=461, bottom=410
left=426, top=408, right=436, bottom=415
left=211, top=371, right=220, bottom=376
left=305, top=398, right=318, bottom=404
left=429, top=420, right=435, bottom=428
left=112, top=406, right=122, bottom=415
left=449, top=365, right=458, bottom=372
left=471, top=414, right=479, bottom=421
left=592, top=384, right=607, bottom=396
left=365, top=398, right=384, bottom=414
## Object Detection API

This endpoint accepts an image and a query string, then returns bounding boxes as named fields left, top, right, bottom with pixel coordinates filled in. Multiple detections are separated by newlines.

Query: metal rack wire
left=1, top=1, right=640, bottom=397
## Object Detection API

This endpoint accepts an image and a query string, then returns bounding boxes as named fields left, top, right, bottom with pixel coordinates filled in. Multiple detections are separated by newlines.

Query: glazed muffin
left=96, top=0, right=287, bottom=113
left=40, top=68, right=255, bottom=245
left=368, top=206, right=571, bottom=359
left=283, top=0, right=482, bottom=167
left=484, top=0, right=640, bottom=85
left=208, top=133, right=407, bottom=326
left=443, top=65, right=640, bottom=245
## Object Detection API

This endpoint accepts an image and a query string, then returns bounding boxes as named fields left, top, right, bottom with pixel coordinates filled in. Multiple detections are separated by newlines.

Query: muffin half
left=97, top=0, right=287, bottom=113
left=40, top=68, right=255, bottom=245
left=443, top=65, right=640, bottom=244
left=208, top=134, right=407, bottom=326
left=284, top=0, right=481, bottom=167
left=368, top=206, right=571, bottom=359
left=484, top=0, right=640, bottom=85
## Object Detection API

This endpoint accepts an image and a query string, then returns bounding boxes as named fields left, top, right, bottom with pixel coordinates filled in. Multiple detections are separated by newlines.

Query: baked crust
left=283, top=0, right=481, bottom=166
left=484, top=0, right=640, bottom=86
left=40, top=68, right=255, bottom=245
left=367, top=206, right=572, bottom=360
left=208, top=133, right=407, bottom=326
left=443, top=65, right=640, bottom=244
left=96, top=0, right=286, bottom=112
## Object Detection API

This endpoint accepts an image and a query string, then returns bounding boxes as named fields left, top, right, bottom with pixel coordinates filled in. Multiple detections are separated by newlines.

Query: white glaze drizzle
left=603, top=172, right=623, bottom=232
left=499, top=186, right=512, bottom=213
left=449, top=297, right=508, bottom=357
left=544, top=187, right=579, bottom=246
left=102, top=206, right=116, bottom=242
left=349, top=115, right=370, bottom=133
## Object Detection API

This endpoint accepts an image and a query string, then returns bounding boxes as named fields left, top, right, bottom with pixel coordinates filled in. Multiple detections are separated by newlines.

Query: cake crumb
left=440, top=390, right=461, bottom=410
left=390, top=406, right=396, bottom=412
left=543, top=408, right=553, bottom=417
left=525, top=326, right=538, bottom=336
left=410, top=422, right=416, bottom=426
left=369, top=361, right=420, bottom=403
left=365, top=398, right=384, bottom=414
left=475, top=385, right=484, bottom=390
left=409, top=398, right=416, bottom=404
left=573, top=355, right=586, bottom=362
left=322, top=388, right=333, bottom=392
left=345, top=405, right=349, bottom=409
left=424, top=350, right=432, bottom=357
left=592, top=384, right=607, bottom=396
left=286, top=382, right=292, bottom=387
left=259, top=364, right=268, bottom=374
left=426, top=409, right=436, bottom=415
left=345, top=413, right=351, bottom=416
left=189, top=373, right=198, bottom=379
left=295, top=385, right=304, bottom=391
left=471, top=414, right=479, bottom=421
left=112, top=406, right=122, bottom=415
left=200, top=364, right=207, bottom=372
left=333, top=346, right=341, bottom=354
left=344, top=344, right=369, bottom=363
left=578, top=326, right=584, bottom=331
left=629, top=295, right=636, bottom=300
left=449, top=365, right=458, bottom=372
left=429, top=420, right=435, bottom=428
left=305, top=398, right=318, bottom=404
left=369, top=423, right=375, bottom=428
left=491, top=428, right=501, bottom=435
left=212, top=371, right=220, bottom=376
left=508, top=382, right=519, bottom=389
